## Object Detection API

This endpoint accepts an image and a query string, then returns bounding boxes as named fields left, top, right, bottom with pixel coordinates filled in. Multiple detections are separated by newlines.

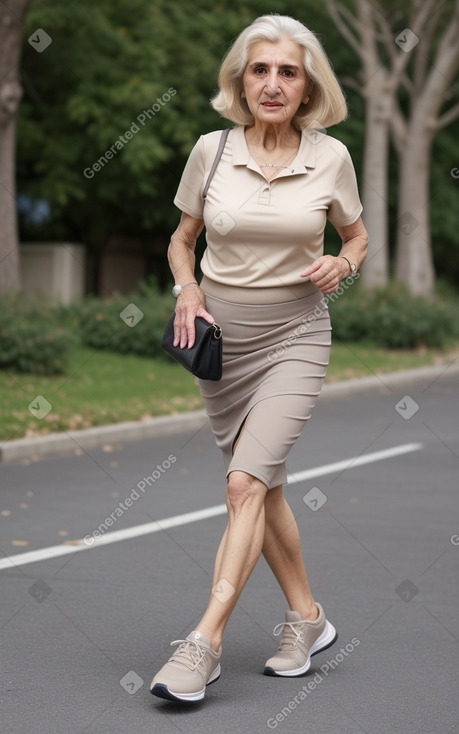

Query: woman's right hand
left=173, top=284, right=215, bottom=349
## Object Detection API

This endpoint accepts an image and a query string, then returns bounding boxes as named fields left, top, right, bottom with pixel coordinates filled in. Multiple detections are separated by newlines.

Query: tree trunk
left=395, top=0, right=459, bottom=296
left=360, top=69, right=391, bottom=289
left=395, top=112, right=435, bottom=297
left=0, top=0, right=31, bottom=294
left=354, top=0, right=391, bottom=290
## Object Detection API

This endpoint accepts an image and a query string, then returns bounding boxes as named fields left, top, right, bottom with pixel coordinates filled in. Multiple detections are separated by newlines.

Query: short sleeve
left=173, top=136, right=205, bottom=219
left=327, top=146, right=363, bottom=227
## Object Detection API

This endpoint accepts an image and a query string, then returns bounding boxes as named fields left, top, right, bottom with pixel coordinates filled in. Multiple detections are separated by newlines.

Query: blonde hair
left=211, top=14, right=347, bottom=130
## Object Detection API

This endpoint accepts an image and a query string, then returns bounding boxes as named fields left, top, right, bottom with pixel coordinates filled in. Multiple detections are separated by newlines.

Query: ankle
left=293, top=602, right=319, bottom=621
left=211, top=638, right=222, bottom=653
left=205, top=633, right=222, bottom=653
left=195, top=626, right=222, bottom=653
left=304, top=602, right=319, bottom=621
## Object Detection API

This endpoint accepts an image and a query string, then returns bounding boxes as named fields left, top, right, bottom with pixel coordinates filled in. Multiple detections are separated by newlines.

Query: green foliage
left=1, top=277, right=457, bottom=378
left=430, top=126, right=459, bottom=284
left=328, top=283, right=458, bottom=349
left=0, top=295, right=73, bottom=374
left=68, top=278, right=458, bottom=360
left=73, top=278, right=175, bottom=357
left=18, top=0, right=355, bottom=249
left=17, top=0, right=459, bottom=293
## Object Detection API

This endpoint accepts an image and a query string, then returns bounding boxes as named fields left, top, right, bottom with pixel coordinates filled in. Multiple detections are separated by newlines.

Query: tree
left=0, top=0, right=31, bottom=294
left=327, top=0, right=459, bottom=296
left=325, top=0, right=448, bottom=293
left=393, top=0, right=459, bottom=295
left=18, top=0, right=254, bottom=288
left=18, top=0, right=349, bottom=292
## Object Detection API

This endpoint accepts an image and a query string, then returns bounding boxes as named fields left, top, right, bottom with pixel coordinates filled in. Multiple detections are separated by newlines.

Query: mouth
left=261, top=101, right=283, bottom=108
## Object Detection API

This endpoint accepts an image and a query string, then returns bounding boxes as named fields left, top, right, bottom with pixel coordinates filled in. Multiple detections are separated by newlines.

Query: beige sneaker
left=150, top=630, right=221, bottom=702
left=264, top=603, right=337, bottom=677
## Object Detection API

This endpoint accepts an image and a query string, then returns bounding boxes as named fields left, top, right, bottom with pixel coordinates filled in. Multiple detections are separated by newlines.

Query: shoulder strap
left=202, top=127, right=233, bottom=200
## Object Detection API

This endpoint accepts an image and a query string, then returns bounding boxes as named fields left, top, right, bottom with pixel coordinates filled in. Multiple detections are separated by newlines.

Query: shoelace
left=169, top=638, right=206, bottom=671
left=272, top=622, right=305, bottom=651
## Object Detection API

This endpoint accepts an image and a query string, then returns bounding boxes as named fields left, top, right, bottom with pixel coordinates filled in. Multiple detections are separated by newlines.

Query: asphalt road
left=1, top=366, right=458, bottom=734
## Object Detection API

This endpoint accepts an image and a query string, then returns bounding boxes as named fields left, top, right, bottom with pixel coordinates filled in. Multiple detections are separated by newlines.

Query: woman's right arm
left=168, top=212, right=215, bottom=349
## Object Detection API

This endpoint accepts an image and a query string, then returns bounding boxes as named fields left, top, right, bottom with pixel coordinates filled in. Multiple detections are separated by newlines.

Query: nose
left=265, top=70, right=280, bottom=95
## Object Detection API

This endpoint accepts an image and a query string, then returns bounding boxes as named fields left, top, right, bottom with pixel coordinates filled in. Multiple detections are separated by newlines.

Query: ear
left=303, top=81, right=314, bottom=104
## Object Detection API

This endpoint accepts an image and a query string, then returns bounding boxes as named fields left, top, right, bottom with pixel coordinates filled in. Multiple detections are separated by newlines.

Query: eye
left=282, top=69, right=295, bottom=78
left=254, top=67, right=266, bottom=75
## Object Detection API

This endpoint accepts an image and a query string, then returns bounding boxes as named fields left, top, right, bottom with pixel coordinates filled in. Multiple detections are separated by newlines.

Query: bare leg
left=262, top=486, right=318, bottom=620
left=195, top=411, right=317, bottom=651
left=211, top=527, right=228, bottom=587
left=196, top=470, right=268, bottom=652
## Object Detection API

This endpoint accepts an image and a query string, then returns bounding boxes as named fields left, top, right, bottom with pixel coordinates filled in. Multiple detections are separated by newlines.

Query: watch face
left=172, top=285, right=182, bottom=297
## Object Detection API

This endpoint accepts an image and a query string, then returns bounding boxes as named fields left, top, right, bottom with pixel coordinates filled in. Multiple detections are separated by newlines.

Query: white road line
left=286, top=442, right=423, bottom=483
left=0, top=442, right=423, bottom=571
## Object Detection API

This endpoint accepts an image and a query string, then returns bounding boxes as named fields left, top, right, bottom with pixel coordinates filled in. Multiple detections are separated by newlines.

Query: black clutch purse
left=161, top=314, right=223, bottom=381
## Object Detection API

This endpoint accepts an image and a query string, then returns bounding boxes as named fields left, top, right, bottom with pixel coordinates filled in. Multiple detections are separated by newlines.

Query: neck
left=245, top=122, right=300, bottom=152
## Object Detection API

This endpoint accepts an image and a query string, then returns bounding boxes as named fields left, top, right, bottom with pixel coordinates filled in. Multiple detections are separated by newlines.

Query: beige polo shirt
left=174, top=125, right=363, bottom=290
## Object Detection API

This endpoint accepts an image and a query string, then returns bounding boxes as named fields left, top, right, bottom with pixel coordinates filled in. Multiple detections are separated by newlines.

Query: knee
left=226, top=471, right=266, bottom=514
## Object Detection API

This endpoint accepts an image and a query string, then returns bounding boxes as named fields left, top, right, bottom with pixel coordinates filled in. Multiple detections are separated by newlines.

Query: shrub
left=0, top=295, right=73, bottom=374
left=2, top=278, right=455, bottom=377
left=75, top=280, right=175, bottom=358
left=328, top=283, right=458, bottom=348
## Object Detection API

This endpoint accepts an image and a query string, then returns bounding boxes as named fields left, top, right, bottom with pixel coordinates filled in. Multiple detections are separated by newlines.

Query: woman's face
left=242, top=36, right=309, bottom=126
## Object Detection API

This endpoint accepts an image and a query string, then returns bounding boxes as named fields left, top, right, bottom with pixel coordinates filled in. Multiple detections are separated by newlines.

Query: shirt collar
left=230, top=125, right=317, bottom=172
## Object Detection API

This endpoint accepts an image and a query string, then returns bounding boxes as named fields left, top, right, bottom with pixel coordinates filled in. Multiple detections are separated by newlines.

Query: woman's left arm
left=301, top=216, right=369, bottom=295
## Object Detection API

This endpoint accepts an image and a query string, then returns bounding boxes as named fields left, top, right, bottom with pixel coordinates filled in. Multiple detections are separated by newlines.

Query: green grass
left=1, top=348, right=202, bottom=443
left=327, top=340, right=457, bottom=381
left=1, top=342, right=457, bottom=442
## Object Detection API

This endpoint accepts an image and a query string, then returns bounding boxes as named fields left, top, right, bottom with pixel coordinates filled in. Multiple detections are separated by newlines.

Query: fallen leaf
left=63, top=539, right=85, bottom=546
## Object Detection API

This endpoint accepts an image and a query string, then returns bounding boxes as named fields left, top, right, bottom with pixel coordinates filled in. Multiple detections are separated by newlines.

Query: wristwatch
left=172, top=281, right=198, bottom=298
left=340, top=257, right=357, bottom=276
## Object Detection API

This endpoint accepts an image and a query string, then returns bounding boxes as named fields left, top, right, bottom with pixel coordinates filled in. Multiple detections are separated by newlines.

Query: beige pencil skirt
left=197, top=276, right=332, bottom=489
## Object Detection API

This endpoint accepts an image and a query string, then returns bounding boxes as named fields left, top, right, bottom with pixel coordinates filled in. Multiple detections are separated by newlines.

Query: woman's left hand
left=300, top=255, right=348, bottom=294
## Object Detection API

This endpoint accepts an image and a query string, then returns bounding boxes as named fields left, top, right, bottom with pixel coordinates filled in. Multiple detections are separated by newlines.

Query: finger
left=196, top=307, right=215, bottom=325
left=181, top=317, right=196, bottom=349
left=177, top=324, right=190, bottom=350
left=309, top=272, right=333, bottom=289
left=318, top=284, right=336, bottom=295
left=186, top=309, right=217, bottom=347
left=174, top=305, right=214, bottom=348
left=300, top=259, right=323, bottom=278
left=173, top=312, right=183, bottom=347
left=317, top=276, right=341, bottom=294
left=309, top=263, right=339, bottom=286
left=313, top=278, right=337, bottom=294
left=173, top=308, right=190, bottom=348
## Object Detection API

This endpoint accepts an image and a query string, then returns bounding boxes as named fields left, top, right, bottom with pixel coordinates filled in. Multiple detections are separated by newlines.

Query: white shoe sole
left=264, top=620, right=338, bottom=677
left=150, top=663, right=221, bottom=702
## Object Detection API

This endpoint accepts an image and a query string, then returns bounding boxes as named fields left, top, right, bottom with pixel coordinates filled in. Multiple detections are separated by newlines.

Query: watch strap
left=173, top=281, right=198, bottom=297
left=339, top=256, right=356, bottom=276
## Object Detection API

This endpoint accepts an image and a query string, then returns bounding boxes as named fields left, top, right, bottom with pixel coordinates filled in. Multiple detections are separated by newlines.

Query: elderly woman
left=151, top=14, right=368, bottom=702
